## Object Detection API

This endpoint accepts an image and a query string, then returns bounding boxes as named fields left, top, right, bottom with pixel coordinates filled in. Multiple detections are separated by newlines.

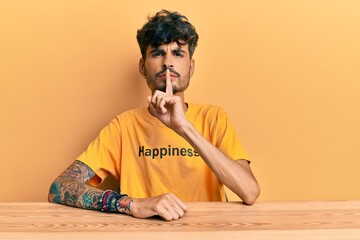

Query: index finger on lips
left=166, top=69, right=173, bottom=95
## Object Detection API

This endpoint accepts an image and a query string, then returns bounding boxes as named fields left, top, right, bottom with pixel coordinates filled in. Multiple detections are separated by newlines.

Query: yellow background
left=1, top=0, right=359, bottom=202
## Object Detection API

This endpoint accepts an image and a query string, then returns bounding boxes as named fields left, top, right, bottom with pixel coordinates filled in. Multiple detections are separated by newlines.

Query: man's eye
left=153, top=52, right=163, bottom=57
left=175, top=52, right=183, bottom=57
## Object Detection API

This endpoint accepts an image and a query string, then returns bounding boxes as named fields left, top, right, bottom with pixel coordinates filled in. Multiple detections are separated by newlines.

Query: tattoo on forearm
left=48, top=160, right=102, bottom=210
left=117, top=196, right=133, bottom=214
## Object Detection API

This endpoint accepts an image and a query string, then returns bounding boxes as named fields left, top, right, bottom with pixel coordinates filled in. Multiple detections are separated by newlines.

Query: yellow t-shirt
left=77, top=103, right=249, bottom=202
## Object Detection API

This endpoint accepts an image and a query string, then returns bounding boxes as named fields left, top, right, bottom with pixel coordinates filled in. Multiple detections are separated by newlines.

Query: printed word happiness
left=138, top=145, right=200, bottom=159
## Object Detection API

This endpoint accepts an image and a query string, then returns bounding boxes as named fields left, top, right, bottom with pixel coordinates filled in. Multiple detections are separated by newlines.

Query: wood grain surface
left=1, top=201, right=360, bottom=239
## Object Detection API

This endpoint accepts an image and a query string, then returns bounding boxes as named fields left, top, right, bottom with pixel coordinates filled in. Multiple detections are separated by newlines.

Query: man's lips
left=158, top=73, right=178, bottom=78
left=156, top=69, right=180, bottom=78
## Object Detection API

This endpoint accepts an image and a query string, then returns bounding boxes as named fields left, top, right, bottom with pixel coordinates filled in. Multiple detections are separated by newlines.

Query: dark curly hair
left=136, top=10, right=199, bottom=60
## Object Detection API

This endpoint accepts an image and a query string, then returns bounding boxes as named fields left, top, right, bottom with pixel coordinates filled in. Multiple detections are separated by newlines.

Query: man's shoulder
left=114, top=106, right=147, bottom=119
left=117, top=106, right=145, bottom=115
left=188, top=103, right=227, bottom=116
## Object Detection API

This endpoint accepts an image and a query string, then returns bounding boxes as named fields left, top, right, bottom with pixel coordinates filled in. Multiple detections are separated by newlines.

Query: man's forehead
left=147, top=42, right=189, bottom=52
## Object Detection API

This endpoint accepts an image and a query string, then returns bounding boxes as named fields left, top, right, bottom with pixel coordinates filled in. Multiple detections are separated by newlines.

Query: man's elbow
left=242, top=185, right=260, bottom=205
left=48, top=180, right=62, bottom=203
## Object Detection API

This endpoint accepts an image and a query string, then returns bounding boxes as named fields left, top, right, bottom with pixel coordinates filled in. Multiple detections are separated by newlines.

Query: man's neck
left=177, top=92, right=188, bottom=112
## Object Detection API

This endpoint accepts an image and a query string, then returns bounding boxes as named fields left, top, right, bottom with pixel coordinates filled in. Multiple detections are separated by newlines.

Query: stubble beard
left=145, top=74, right=190, bottom=95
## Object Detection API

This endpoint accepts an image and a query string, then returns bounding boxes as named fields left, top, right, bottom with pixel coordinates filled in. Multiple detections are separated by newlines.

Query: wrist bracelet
left=100, top=190, right=130, bottom=214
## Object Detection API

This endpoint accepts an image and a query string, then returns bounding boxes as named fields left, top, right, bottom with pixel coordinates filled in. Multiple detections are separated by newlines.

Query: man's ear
left=139, top=58, right=145, bottom=77
left=190, top=59, right=195, bottom=77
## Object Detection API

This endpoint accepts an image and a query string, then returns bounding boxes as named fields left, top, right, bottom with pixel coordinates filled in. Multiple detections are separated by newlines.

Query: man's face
left=139, top=42, right=195, bottom=95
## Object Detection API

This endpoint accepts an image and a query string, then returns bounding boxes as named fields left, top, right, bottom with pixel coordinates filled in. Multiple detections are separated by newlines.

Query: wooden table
left=0, top=201, right=359, bottom=239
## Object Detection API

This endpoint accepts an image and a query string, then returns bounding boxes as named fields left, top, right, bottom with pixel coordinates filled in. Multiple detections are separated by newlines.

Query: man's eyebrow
left=173, top=48, right=186, bottom=53
left=149, top=48, right=165, bottom=54
left=148, top=46, right=187, bottom=55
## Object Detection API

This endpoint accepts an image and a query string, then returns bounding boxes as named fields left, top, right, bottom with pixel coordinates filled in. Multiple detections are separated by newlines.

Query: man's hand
left=130, top=193, right=188, bottom=221
left=147, top=69, right=188, bottom=132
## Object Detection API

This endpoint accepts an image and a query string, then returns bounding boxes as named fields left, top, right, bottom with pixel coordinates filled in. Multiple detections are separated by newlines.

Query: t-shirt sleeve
left=76, top=118, right=121, bottom=186
left=215, top=108, right=250, bottom=162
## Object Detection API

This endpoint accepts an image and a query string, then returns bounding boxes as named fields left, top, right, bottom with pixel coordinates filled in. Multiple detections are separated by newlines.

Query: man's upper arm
left=235, top=159, right=256, bottom=175
left=58, top=160, right=96, bottom=183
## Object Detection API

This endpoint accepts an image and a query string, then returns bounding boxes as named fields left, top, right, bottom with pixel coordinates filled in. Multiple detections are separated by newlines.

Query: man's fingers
left=147, top=96, right=157, bottom=115
left=131, top=193, right=187, bottom=222
left=165, top=69, right=173, bottom=95
left=155, top=200, right=184, bottom=221
left=148, top=93, right=167, bottom=114
left=169, top=193, right=188, bottom=212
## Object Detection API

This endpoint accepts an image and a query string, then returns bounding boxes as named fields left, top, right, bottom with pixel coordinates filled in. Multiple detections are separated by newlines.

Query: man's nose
left=163, top=55, right=174, bottom=69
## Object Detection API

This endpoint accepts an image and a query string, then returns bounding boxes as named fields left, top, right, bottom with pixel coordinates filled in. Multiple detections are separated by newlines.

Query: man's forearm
left=177, top=121, right=260, bottom=204
left=48, top=160, right=103, bottom=210
left=49, top=179, right=134, bottom=214
left=48, top=160, right=133, bottom=214
left=48, top=177, right=103, bottom=210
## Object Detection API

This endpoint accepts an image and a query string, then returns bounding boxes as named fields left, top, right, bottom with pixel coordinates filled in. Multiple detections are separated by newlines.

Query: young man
left=48, top=10, right=260, bottom=221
